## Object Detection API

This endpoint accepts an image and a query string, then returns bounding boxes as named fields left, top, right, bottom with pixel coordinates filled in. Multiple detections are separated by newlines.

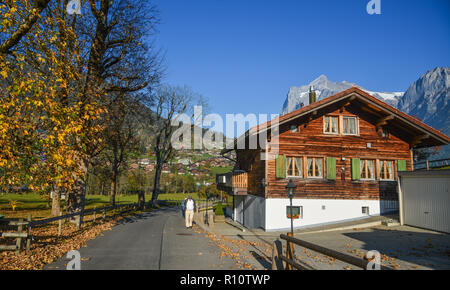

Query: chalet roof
left=222, top=87, right=450, bottom=153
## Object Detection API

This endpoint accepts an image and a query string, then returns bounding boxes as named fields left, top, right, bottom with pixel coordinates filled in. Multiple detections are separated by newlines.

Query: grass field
left=0, top=192, right=203, bottom=219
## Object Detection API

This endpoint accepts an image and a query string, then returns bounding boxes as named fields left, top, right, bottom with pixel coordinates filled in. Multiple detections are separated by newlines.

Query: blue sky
left=152, top=0, right=450, bottom=136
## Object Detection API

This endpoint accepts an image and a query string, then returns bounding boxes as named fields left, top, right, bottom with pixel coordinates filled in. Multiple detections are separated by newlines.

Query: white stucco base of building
left=233, top=196, right=398, bottom=232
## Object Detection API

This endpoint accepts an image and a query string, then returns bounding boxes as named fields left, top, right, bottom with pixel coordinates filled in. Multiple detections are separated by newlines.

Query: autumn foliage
left=0, top=0, right=105, bottom=198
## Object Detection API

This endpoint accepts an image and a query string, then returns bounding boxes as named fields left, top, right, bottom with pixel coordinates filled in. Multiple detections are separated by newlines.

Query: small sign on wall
left=286, top=206, right=302, bottom=219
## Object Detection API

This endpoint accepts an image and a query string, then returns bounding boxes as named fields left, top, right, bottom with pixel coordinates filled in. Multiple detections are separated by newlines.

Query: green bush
left=214, top=202, right=224, bottom=216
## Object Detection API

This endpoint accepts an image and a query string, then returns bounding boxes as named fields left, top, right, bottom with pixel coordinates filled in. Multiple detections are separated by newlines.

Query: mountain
left=281, top=75, right=404, bottom=115
left=397, top=67, right=450, bottom=136
left=398, top=67, right=450, bottom=159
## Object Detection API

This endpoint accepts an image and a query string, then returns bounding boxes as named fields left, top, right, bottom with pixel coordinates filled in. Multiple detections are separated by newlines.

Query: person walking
left=180, top=198, right=186, bottom=218
left=185, top=195, right=195, bottom=228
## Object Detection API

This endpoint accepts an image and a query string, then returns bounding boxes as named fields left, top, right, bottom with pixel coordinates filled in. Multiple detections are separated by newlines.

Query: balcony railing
left=232, top=171, right=248, bottom=188
left=216, top=170, right=248, bottom=195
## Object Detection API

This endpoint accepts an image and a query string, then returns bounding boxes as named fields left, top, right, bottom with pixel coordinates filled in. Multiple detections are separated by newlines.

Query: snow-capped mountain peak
left=397, top=67, right=450, bottom=135
left=281, top=75, right=404, bottom=115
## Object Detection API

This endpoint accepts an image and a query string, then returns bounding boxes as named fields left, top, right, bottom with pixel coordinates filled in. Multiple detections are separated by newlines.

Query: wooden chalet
left=217, top=87, right=450, bottom=231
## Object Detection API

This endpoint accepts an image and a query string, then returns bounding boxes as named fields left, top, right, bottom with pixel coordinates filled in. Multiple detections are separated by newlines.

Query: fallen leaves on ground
left=196, top=226, right=261, bottom=270
left=0, top=216, right=124, bottom=270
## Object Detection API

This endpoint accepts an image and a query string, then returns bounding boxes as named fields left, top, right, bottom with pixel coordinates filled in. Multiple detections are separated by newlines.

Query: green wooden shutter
left=326, top=157, right=336, bottom=180
left=351, top=158, right=361, bottom=180
left=397, top=160, right=407, bottom=172
left=275, top=155, right=286, bottom=179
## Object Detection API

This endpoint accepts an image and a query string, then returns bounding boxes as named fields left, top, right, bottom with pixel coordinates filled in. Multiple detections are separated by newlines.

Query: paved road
left=45, top=207, right=238, bottom=270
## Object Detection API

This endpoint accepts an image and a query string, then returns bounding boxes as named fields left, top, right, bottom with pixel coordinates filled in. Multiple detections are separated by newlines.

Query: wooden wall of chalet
left=264, top=102, right=412, bottom=201
left=236, top=149, right=265, bottom=197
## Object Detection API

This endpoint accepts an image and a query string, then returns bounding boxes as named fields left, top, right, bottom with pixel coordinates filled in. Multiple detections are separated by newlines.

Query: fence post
left=426, top=160, right=429, bottom=170
left=93, top=206, right=96, bottom=222
left=15, top=218, right=23, bottom=255
left=208, top=211, right=214, bottom=227
left=58, top=212, right=63, bottom=236
left=26, top=214, right=31, bottom=252
left=103, top=208, right=106, bottom=220
left=77, top=210, right=83, bottom=230
left=286, top=232, right=294, bottom=270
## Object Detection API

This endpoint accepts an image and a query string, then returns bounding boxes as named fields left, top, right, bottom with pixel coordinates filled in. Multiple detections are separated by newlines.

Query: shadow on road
left=342, top=228, right=450, bottom=269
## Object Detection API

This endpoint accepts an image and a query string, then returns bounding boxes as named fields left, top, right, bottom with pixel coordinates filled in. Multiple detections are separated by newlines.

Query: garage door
left=401, top=175, right=450, bottom=233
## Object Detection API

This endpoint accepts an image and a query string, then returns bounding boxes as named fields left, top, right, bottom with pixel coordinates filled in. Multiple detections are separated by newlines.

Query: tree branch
left=0, top=0, right=51, bottom=54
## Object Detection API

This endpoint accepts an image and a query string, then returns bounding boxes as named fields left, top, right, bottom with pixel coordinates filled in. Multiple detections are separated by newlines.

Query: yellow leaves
left=57, top=134, right=65, bottom=143
left=73, top=125, right=83, bottom=133
left=32, top=100, right=43, bottom=107
left=66, top=158, right=74, bottom=166
left=0, top=216, right=120, bottom=270
left=52, top=153, right=61, bottom=162
left=10, top=201, right=18, bottom=211
left=0, top=0, right=106, bottom=195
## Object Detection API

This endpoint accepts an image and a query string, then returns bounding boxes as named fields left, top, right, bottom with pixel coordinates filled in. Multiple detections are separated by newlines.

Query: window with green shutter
left=351, top=158, right=361, bottom=180
left=326, top=157, right=336, bottom=180
left=275, top=155, right=286, bottom=178
left=397, top=160, right=407, bottom=172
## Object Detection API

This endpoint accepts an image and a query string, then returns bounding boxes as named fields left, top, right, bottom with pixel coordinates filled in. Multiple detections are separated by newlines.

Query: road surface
left=45, top=207, right=238, bottom=270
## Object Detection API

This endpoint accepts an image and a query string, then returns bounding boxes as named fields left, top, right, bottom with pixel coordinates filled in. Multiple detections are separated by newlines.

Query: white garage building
left=398, top=170, right=450, bottom=233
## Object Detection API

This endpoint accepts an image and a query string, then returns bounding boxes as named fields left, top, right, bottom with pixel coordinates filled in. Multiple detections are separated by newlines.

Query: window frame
left=362, top=206, right=370, bottom=216
left=286, top=156, right=302, bottom=178
left=286, top=206, right=303, bottom=219
left=379, top=160, right=395, bottom=181
left=306, top=157, right=324, bottom=179
left=323, top=115, right=339, bottom=135
left=360, top=159, right=376, bottom=180
left=342, top=116, right=358, bottom=135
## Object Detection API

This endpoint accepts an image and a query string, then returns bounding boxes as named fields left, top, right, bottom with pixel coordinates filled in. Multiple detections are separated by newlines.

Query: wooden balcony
left=216, top=170, right=248, bottom=195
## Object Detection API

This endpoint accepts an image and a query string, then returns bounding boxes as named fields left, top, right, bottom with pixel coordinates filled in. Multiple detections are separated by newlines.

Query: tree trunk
left=51, top=189, right=61, bottom=216
left=151, top=164, right=162, bottom=206
left=110, top=167, right=117, bottom=206
left=66, top=159, right=88, bottom=225
left=138, top=190, right=145, bottom=209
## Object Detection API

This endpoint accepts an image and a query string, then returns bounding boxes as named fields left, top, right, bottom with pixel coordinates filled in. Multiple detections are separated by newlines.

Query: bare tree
left=102, top=93, right=142, bottom=206
left=145, top=85, right=204, bottom=205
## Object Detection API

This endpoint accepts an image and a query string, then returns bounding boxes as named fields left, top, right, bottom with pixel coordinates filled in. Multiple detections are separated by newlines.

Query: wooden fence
left=414, top=158, right=450, bottom=171
left=272, top=233, right=392, bottom=270
left=0, top=215, right=32, bottom=254
left=0, top=201, right=147, bottom=254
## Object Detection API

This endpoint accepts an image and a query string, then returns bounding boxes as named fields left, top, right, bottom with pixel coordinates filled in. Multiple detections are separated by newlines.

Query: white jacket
left=186, top=199, right=195, bottom=211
